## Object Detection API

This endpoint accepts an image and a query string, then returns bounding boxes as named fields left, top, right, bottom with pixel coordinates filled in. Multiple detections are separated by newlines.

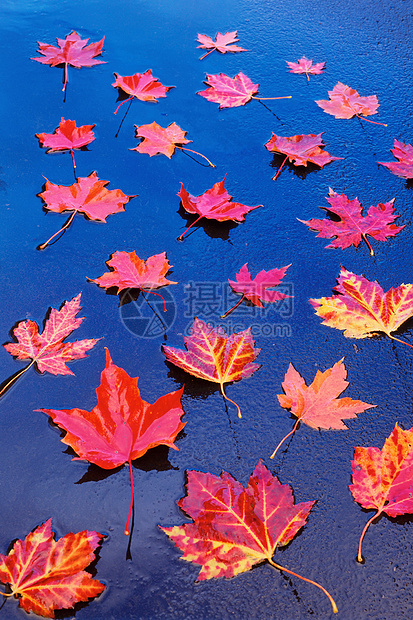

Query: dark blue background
left=1, top=0, right=413, bottom=618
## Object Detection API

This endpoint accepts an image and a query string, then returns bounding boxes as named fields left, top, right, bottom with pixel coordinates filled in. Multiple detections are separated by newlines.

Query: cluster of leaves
left=1, top=23, right=412, bottom=619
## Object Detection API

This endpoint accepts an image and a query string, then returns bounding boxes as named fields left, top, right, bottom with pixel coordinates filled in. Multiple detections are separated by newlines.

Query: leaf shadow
left=164, top=360, right=221, bottom=400
left=405, top=179, right=413, bottom=190
left=269, top=154, right=321, bottom=180
left=177, top=204, right=237, bottom=241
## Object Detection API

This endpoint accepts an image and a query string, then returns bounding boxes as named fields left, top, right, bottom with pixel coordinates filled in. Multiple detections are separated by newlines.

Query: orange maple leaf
left=0, top=519, right=105, bottom=618
left=271, top=359, right=375, bottom=458
left=162, top=317, right=260, bottom=418
left=315, top=82, right=386, bottom=126
left=160, top=460, right=337, bottom=613
left=350, top=423, right=413, bottom=562
left=310, top=267, right=413, bottom=349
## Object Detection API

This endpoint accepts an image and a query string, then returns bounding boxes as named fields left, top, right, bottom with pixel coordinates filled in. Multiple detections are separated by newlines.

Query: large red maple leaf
left=131, top=121, right=214, bottom=167
left=315, top=82, right=386, bottom=126
left=36, top=118, right=95, bottom=176
left=0, top=519, right=105, bottom=618
left=286, top=57, right=325, bottom=80
left=32, top=30, right=105, bottom=94
left=160, top=460, right=337, bottom=613
left=222, top=263, right=291, bottom=317
left=271, top=359, right=375, bottom=458
left=177, top=177, right=261, bottom=240
left=112, top=69, right=174, bottom=113
left=2, top=293, right=98, bottom=396
left=299, top=189, right=404, bottom=256
left=378, top=139, right=413, bottom=179
left=38, top=349, right=186, bottom=536
left=264, top=132, right=341, bottom=180
left=197, top=72, right=290, bottom=109
left=350, top=423, right=413, bottom=562
left=38, top=171, right=134, bottom=249
left=197, top=31, right=247, bottom=60
left=162, top=317, right=260, bottom=418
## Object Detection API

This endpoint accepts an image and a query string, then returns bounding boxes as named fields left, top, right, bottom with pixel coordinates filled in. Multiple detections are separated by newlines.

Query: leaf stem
left=70, top=148, right=76, bottom=179
left=270, top=418, right=300, bottom=459
left=177, top=214, right=204, bottom=241
left=124, top=459, right=135, bottom=536
left=221, top=294, right=246, bottom=319
left=114, top=96, right=134, bottom=115
left=361, top=233, right=374, bottom=256
left=0, top=591, right=13, bottom=597
left=38, top=211, right=76, bottom=250
left=0, top=359, right=36, bottom=398
left=272, top=155, right=289, bottom=181
left=143, top=290, right=167, bottom=312
left=357, top=509, right=381, bottom=562
left=177, top=146, right=215, bottom=168
left=199, top=49, right=215, bottom=60
left=388, top=334, right=413, bottom=349
left=268, top=558, right=338, bottom=613
left=356, top=113, right=387, bottom=127
left=115, top=99, right=133, bottom=138
left=252, top=96, right=292, bottom=100
left=220, top=382, right=241, bottom=418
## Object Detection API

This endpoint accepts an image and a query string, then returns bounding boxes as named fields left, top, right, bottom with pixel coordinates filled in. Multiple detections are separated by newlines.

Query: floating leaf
left=286, top=57, right=325, bottom=80
left=112, top=70, right=174, bottom=114
left=36, top=117, right=95, bottom=176
left=197, top=31, right=247, bottom=60
left=378, top=139, right=413, bottom=179
left=315, top=82, right=386, bottom=126
left=197, top=72, right=290, bottom=109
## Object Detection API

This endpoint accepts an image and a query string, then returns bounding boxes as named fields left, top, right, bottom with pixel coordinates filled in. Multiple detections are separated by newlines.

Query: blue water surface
left=1, top=0, right=413, bottom=618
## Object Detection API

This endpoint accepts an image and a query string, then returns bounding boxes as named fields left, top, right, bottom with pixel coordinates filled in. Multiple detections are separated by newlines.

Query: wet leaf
left=378, top=139, right=413, bottom=179
left=197, top=72, right=290, bottom=109
left=197, top=31, right=247, bottom=60
left=315, top=82, right=386, bottom=125
left=350, top=423, right=413, bottom=562
left=160, top=460, right=337, bottom=613
left=162, top=317, right=260, bottom=417
left=286, top=57, right=325, bottom=79
left=0, top=519, right=105, bottom=618
left=38, top=349, right=185, bottom=536
left=112, top=70, right=174, bottom=113
left=36, top=117, right=95, bottom=175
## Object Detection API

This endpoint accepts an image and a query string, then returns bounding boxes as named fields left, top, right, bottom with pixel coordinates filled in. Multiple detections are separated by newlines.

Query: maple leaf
left=264, top=132, right=342, bottom=180
left=0, top=519, right=105, bottom=618
left=131, top=121, right=214, bottom=167
left=271, top=359, right=375, bottom=459
left=36, top=117, right=95, bottom=177
left=2, top=293, right=98, bottom=397
left=160, top=460, right=338, bottom=613
left=197, top=31, right=247, bottom=60
left=162, top=317, right=260, bottom=418
left=37, top=171, right=134, bottom=250
left=222, top=263, right=291, bottom=318
left=177, top=176, right=261, bottom=240
left=88, top=250, right=176, bottom=311
left=32, top=30, right=105, bottom=95
left=378, top=139, right=413, bottom=179
left=350, top=423, right=413, bottom=562
left=38, top=349, right=185, bottom=536
left=310, top=267, right=413, bottom=349
left=315, top=82, right=386, bottom=126
left=299, top=188, right=404, bottom=256
left=197, top=72, right=291, bottom=109
left=112, top=70, right=174, bottom=114
left=286, top=57, right=325, bottom=80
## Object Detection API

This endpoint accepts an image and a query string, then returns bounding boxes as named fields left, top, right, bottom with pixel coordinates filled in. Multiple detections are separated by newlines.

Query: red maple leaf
left=197, top=31, right=247, bottom=60
left=299, top=188, right=404, bottom=256
left=271, top=359, right=375, bottom=458
left=350, top=423, right=413, bottom=562
left=315, top=82, right=386, bottom=126
left=3, top=293, right=98, bottom=397
left=286, top=57, right=325, bottom=80
left=265, top=132, right=342, bottom=180
left=162, top=317, right=260, bottom=418
left=36, top=117, right=95, bottom=176
left=197, top=72, right=291, bottom=109
left=32, top=30, right=105, bottom=94
left=38, top=349, right=186, bottom=535
left=222, top=263, right=291, bottom=317
left=131, top=121, right=214, bottom=167
left=88, top=250, right=176, bottom=311
left=38, top=171, right=135, bottom=249
left=160, top=460, right=337, bottom=613
left=177, top=176, right=261, bottom=240
left=112, top=70, right=174, bottom=114
left=0, top=519, right=105, bottom=618
left=378, top=139, right=413, bottom=179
